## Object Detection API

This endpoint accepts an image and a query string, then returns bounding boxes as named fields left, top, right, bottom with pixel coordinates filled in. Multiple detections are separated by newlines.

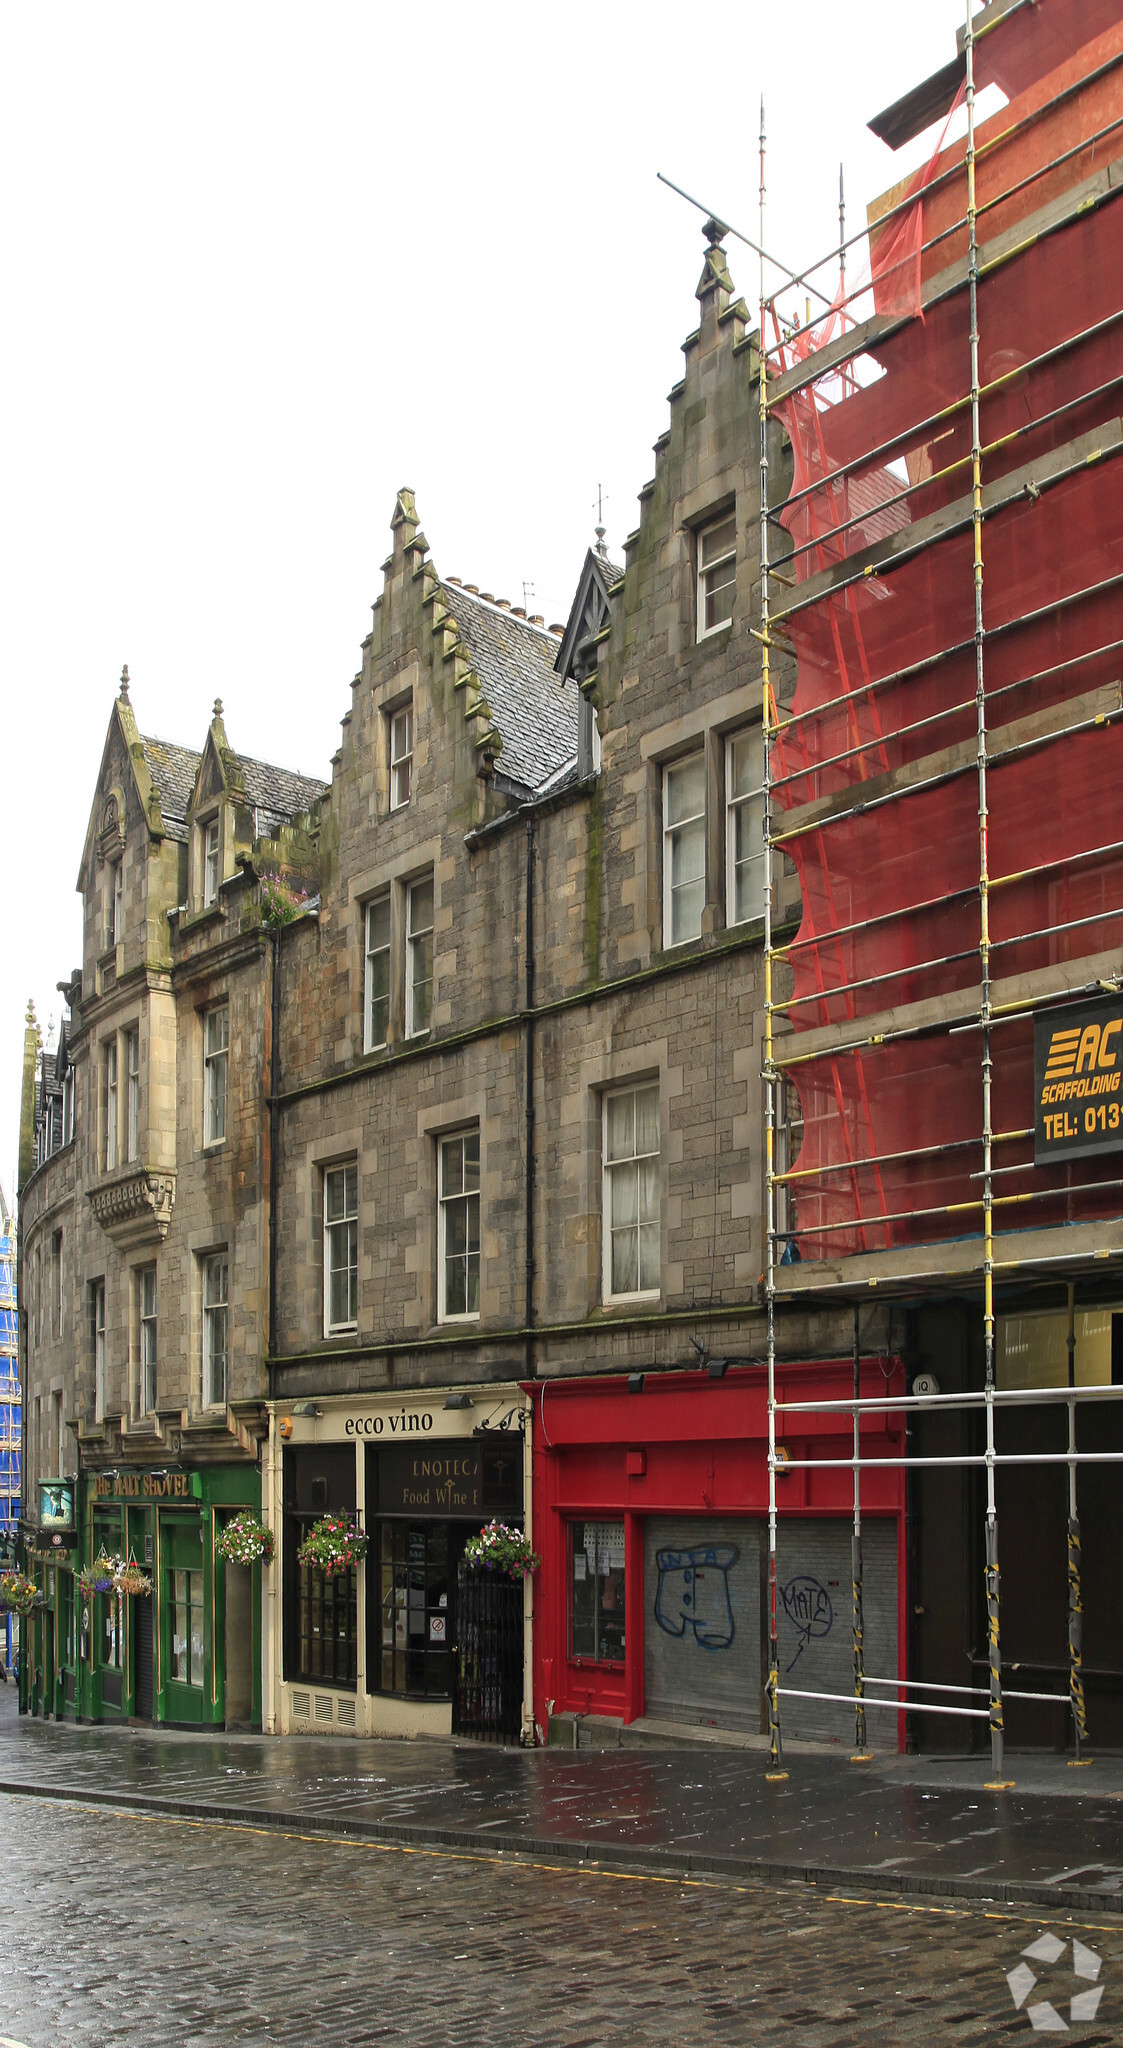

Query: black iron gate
left=453, top=1564, right=524, bottom=1744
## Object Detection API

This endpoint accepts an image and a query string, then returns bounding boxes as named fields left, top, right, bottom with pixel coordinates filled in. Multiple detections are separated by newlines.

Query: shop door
left=644, top=1516, right=762, bottom=1734
left=453, top=1560, right=523, bottom=1744
left=774, top=1518, right=898, bottom=1746
left=133, top=1593, right=154, bottom=1720
left=41, top=1605, right=55, bottom=1721
left=224, top=1564, right=253, bottom=1728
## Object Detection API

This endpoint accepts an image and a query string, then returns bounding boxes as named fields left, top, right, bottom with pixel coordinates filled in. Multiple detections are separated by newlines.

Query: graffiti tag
left=779, top=1574, right=834, bottom=1671
left=654, top=1546, right=739, bottom=1651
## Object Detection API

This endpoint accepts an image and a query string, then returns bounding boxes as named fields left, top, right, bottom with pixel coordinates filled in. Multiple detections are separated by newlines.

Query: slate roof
left=441, top=585, right=578, bottom=797
left=141, top=736, right=327, bottom=842
left=140, top=738, right=201, bottom=841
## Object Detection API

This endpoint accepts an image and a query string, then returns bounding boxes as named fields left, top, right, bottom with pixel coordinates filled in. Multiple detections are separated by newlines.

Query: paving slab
left=1, top=1690, right=1122, bottom=1914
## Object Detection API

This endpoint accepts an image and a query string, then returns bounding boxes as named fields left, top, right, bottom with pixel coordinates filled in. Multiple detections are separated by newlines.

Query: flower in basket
left=116, top=1560, right=153, bottom=1597
left=77, top=1552, right=121, bottom=1598
left=215, top=1512, right=275, bottom=1568
left=296, top=1512, right=368, bottom=1579
left=0, top=1571, right=43, bottom=1617
left=462, top=1521, right=540, bottom=1580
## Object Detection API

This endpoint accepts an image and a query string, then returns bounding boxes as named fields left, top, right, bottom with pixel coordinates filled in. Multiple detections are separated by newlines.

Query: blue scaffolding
left=0, top=1188, right=21, bottom=1671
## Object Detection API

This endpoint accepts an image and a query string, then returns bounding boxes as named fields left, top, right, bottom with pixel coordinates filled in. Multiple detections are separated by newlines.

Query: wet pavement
left=1, top=1692, right=1122, bottom=1913
left=0, top=1792, right=1120, bottom=2045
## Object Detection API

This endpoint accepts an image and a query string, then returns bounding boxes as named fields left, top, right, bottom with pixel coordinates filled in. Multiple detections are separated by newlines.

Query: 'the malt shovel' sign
left=1034, top=994, right=1123, bottom=1165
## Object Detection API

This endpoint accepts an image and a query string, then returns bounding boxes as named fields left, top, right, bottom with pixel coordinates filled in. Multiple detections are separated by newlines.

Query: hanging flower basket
left=0, top=1571, right=42, bottom=1618
left=116, top=1561, right=152, bottom=1597
left=215, top=1512, right=275, bottom=1567
left=296, top=1513, right=368, bottom=1579
left=77, top=1552, right=121, bottom=1599
left=462, top=1521, right=540, bottom=1580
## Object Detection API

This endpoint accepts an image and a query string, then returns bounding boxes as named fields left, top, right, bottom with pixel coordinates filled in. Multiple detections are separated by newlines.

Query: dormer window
left=390, top=701, right=413, bottom=811
left=203, top=817, right=221, bottom=907
left=697, top=513, right=736, bottom=639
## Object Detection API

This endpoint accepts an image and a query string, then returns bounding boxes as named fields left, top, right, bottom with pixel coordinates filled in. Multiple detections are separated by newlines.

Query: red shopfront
left=528, top=1360, right=907, bottom=1747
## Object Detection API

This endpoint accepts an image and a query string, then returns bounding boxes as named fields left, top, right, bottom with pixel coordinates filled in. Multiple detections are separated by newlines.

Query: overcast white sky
left=1, top=0, right=971, bottom=1199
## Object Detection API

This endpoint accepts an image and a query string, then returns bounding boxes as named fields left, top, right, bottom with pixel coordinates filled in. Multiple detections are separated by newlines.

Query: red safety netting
left=768, top=0, right=1123, bottom=1259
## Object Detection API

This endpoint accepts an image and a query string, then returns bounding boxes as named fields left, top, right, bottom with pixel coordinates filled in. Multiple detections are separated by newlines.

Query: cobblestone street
left=0, top=1793, right=1118, bottom=2047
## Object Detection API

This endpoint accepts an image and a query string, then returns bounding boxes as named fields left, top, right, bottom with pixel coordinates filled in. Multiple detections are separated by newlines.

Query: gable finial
left=593, top=483, right=609, bottom=559
left=119, top=664, right=130, bottom=703
left=213, top=697, right=224, bottom=720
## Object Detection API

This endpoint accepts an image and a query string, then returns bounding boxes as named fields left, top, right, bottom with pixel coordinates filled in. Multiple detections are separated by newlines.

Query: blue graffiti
left=654, top=1546, right=739, bottom=1651
left=779, top=1574, right=834, bottom=1671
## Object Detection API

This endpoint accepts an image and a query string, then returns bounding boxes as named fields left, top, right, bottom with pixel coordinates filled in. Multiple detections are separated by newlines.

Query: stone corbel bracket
left=88, top=1168, right=177, bottom=1249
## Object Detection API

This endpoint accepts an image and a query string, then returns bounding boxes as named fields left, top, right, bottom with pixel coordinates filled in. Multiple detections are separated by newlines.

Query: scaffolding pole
left=759, top=94, right=786, bottom=1784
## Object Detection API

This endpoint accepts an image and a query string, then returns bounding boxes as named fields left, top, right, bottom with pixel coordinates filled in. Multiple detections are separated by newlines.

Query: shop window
left=570, top=1521, right=626, bottom=1665
left=168, top=1568, right=205, bottom=1687
left=203, top=1003, right=229, bottom=1147
left=438, top=1129, right=480, bottom=1322
left=101, top=1588, right=123, bottom=1670
left=406, top=873, right=434, bottom=1038
left=697, top=512, right=736, bottom=638
left=58, top=1570, right=75, bottom=1668
left=389, top=699, right=413, bottom=811
left=283, top=1445, right=359, bottom=1690
left=997, top=1308, right=1118, bottom=1389
left=202, top=1250, right=228, bottom=1407
left=364, top=888, right=391, bottom=1051
left=324, top=1163, right=358, bottom=1335
left=663, top=753, right=706, bottom=947
left=603, top=1083, right=660, bottom=1301
left=726, top=727, right=766, bottom=926
left=374, top=1521, right=458, bottom=1699
left=138, top=1265, right=157, bottom=1414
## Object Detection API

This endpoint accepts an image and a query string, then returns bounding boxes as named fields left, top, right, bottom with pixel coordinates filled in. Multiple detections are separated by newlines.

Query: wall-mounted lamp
left=443, top=1393, right=474, bottom=1411
left=707, top=1358, right=729, bottom=1379
left=627, top=1373, right=645, bottom=1394
left=291, top=1401, right=323, bottom=1419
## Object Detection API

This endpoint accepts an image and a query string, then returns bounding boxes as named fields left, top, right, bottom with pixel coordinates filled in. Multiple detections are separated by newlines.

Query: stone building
left=17, top=679, right=325, bottom=1727
left=263, top=225, right=886, bottom=1747
left=20, top=225, right=886, bottom=1746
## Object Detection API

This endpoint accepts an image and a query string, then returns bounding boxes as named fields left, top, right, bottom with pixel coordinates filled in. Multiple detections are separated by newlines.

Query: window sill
left=179, top=902, right=225, bottom=933
left=323, top=1325, right=359, bottom=1342
left=602, top=1292, right=661, bottom=1312
left=437, top=1314, right=481, bottom=1329
left=696, top=618, right=734, bottom=645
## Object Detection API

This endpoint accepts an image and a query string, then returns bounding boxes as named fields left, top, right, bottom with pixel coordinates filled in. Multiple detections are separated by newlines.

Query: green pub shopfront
left=28, top=1464, right=265, bottom=1729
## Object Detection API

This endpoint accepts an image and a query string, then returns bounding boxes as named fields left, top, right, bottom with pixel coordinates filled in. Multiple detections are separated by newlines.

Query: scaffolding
left=759, top=0, right=1123, bottom=1775
left=0, top=1185, right=21, bottom=1669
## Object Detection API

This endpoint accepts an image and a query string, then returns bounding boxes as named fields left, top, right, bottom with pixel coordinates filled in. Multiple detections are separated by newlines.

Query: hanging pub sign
left=1035, top=994, right=1123, bottom=1165
left=39, top=1478, right=76, bottom=1533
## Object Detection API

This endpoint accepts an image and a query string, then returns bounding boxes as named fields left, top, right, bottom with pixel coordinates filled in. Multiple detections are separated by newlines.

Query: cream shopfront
left=263, top=1384, right=533, bottom=1740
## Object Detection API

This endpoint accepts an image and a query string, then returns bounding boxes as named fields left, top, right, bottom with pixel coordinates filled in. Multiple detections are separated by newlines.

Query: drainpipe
left=524, top=813, right=536, bottom=1378
left=267, top=929, right=281, bottom=1395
